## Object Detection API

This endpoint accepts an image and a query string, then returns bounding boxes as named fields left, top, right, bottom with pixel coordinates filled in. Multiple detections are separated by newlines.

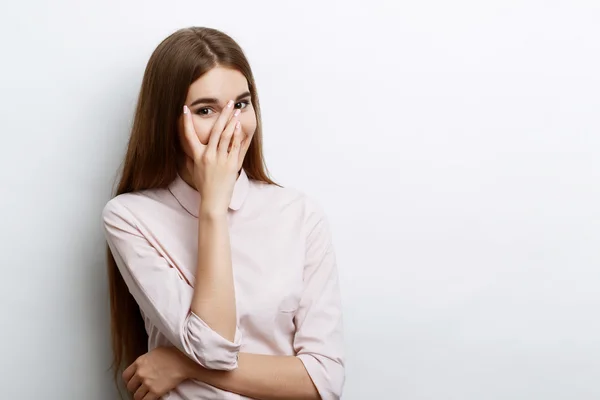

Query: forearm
left=182, top=352, right=320, bottom=400
left=191, top=208, right=236, bottom=341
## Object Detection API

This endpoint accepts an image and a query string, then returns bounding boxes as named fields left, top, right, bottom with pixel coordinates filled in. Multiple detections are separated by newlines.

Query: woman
left=102, top=27, right=344, bottom=400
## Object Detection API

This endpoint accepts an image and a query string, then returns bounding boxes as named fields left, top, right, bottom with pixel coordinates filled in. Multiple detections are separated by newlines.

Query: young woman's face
left=178, top=66, right=257, bottom=169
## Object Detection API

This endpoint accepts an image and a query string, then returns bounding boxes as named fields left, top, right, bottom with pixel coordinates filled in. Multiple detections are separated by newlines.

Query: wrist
left=177, top=350, right=199, bottom=380
left=199, top=205, right=228, bottom=220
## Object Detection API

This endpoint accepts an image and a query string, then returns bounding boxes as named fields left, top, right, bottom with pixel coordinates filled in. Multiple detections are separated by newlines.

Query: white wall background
left=1, top=1, right=599, bottom=399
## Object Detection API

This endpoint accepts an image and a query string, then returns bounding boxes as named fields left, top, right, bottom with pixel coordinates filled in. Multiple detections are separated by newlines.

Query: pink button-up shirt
left=102, top=169, right=345, bottom=399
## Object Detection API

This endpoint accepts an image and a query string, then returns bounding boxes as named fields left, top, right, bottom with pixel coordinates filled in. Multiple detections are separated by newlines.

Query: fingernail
left=183, top=105, right=189, bottom=114
left=227, top=100, right=234, bottom=108
left=234, top=109, right=240, bottom=117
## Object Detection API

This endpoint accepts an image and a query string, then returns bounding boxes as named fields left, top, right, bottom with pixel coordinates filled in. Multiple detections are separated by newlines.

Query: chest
left=147, top=207, right=306, bottom=316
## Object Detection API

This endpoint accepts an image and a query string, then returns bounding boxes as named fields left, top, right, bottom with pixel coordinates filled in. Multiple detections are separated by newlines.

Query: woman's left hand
left=123, top=346, right=190, bottom=400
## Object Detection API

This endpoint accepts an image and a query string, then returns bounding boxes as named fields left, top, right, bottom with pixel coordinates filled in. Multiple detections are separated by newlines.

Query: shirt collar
left=168, top=168, right=250, bottom=217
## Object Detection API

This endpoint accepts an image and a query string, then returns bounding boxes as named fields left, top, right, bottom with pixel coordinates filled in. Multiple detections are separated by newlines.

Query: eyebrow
left=190, top=91, right=251, bottom=107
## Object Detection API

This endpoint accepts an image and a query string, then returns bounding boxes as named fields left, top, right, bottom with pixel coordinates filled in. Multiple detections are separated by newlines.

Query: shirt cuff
left=297, top=353, right=344, bottom=400
left=185, top=311, right=242, bottom=370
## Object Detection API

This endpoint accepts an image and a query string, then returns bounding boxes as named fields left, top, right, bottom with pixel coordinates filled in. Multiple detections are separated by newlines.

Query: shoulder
left=101, top=187, right=171, bottom=228
left=249, top=180, right=328, bottom=226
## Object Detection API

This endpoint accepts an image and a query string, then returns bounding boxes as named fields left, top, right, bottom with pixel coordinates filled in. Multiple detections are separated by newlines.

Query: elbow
left=297, top=353, right=345, bottom=400
left=309, top=391, right=322, bottom=400
left=198, top=350, right=240, bottom=371
left=180, top=311, right=242, bottom=370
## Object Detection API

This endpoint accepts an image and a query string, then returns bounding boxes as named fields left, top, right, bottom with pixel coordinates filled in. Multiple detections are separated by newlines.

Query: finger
left=228, top=122, right=242, bottom=153
left=238, top=132, right=251, bottom=167
left=228, top=122, right=243, bottom=162
left=182, top=105, right=204, bottom=158
left=218, top=114, right=240, bottom=158
left=126, top=373, right=143, bottom=393
left=134, top=384, right=149, bottom=400
left=207, top=99, right=236, bottom=151
left=142, top=392, right=159, bottom=400
left=122, top=363, right=136, bottom=383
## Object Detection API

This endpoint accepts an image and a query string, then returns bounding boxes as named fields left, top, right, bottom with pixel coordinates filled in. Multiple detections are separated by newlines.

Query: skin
left=177, top=65, right=257, bottom=187
left=123, top=66, right=320, bottom=400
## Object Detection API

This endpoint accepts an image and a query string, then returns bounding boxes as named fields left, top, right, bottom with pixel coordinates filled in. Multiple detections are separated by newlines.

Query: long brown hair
left=106, top=26, right=277, bottom=394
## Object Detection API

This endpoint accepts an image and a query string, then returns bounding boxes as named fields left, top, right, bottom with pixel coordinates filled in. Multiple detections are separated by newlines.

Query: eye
left=196, top=107, right=215, bottom=116
left=234, top=100, right=251, bottom=110
left=194, top=100, right=251, bottom=117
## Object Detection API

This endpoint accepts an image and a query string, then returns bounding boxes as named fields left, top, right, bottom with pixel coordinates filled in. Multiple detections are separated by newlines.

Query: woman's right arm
left=191, top=208, right=236, bottom=342
left=103, top=101, right=245, bottom=371
left=184, top=100, right=243, bottom=346
left=103, top=198, right=241, bottom=371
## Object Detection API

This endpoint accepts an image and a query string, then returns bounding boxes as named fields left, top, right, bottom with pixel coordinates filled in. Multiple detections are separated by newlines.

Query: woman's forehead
left=187, top=66, right=248, bottom=100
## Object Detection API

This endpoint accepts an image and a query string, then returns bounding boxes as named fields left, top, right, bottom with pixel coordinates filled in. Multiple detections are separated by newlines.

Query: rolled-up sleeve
left=295, top=199, right=345, bottom=400
left=102, top=199, right=241, bottom=370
